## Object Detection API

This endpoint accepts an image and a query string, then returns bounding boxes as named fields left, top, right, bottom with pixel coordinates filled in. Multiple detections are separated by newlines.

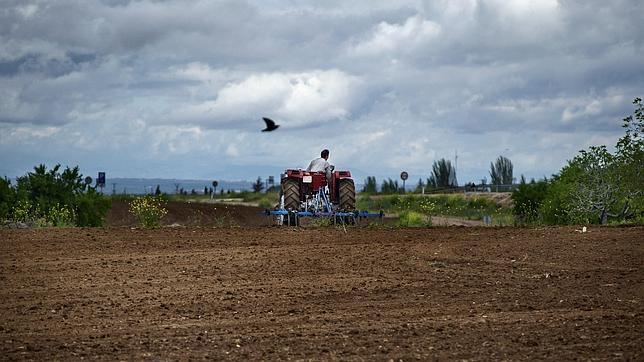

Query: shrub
left=0, top=177, right=16, bottom=220
left=398, top=210, right=431, bottom=227
left=3, top=164, right=112, bottom=227
left=512, top=177, right=549, bottom=224
left=11, top=199, right=37, bottom=224
left=129, top=196, right=168, bottom=228
left=76, top=189, right=112, bottom=227
left=258, top=198, right=274, bottom=209
left=47, top=203, right=76, bottom=227
left=15, top=164, right=83, bottom=213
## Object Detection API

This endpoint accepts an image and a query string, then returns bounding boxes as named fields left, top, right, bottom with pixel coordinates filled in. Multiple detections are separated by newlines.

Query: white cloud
left=0, top=126, right=59, bottom=144
left=16, top=4, right=39, bottom=18
left=349, top=15, right=441, bottom=57
left=561, top=94, right=625, bottom=124
left=204, top=69, right=360, bottom=126
left=174, top=62, right=228, bottom=83
left=148, top=126, right=205, bottom=155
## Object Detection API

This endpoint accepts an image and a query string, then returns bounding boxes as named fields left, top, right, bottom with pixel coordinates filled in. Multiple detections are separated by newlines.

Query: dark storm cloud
left=0, top=53, right=96, bottom=77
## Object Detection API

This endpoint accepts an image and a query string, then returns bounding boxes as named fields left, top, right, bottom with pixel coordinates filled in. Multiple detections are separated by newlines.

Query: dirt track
left=1, top=224, right=642, bottom=360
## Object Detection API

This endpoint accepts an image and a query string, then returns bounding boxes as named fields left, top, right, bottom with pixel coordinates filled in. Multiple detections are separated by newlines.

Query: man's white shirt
left=306, top=157, right=330, bottom=172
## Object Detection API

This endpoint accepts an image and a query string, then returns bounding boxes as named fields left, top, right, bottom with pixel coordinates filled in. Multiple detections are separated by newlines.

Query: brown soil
left=1, top=223, right=642, bottom=360
left=105, top=200, right=480, bottom=228
left=431, top=216, right=484, bottom=226
left=105, top=200, right=268, bottom=227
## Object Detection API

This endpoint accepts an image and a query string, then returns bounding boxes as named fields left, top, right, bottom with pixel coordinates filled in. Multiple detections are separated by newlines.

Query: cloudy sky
left=1, top=0, right=643, bottom=184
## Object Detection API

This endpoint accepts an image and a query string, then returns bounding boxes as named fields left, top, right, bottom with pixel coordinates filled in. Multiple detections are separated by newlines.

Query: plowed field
left=1, top=223, right=642, bottom=360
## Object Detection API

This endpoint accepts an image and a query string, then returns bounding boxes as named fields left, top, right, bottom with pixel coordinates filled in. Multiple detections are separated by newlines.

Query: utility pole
left=454, top=149, right=458, bottom=175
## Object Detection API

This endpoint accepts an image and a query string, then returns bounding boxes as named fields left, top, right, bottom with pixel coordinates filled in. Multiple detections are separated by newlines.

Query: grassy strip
left=358, top=193, right=514, bottom=225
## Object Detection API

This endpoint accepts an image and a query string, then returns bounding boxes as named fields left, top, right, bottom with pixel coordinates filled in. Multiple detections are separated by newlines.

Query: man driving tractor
left=307, top=149, right=333, bottom=181
left=306, top=149, right=331, bottom=172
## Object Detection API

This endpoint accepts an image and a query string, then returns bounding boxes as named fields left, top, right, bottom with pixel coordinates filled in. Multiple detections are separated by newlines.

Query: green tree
left=568, top=146, right=621, bottom=224
left=0, top=177, right=16, bottom=220
left=380, top=178, right=399, bottom=194
left=428, top=159, right=457, bottom=188
left=362, top=176, right=377, bottom=193
left=490, top=156, right=513, bottom=185
left=539, top=171, right=576, bottom=225
left=541, top=97, right=644, bottom=224
left=614, top=97, right=644, bottom=220
left=252, top=177, right=264, bottom=193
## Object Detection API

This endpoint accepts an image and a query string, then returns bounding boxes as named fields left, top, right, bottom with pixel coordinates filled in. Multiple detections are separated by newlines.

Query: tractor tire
left=282, top=179, right=300, bottom=211
left=338, top=179, right=356, bottom=211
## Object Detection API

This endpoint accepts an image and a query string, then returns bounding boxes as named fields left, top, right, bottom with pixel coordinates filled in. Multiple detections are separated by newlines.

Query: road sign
left=212, top=180, right=219, bottom=188
left=84, top=176, right=92, bottom=185
left=400, top=171, right=408, bottom=192
left=97, top=172, right=106, bottom=187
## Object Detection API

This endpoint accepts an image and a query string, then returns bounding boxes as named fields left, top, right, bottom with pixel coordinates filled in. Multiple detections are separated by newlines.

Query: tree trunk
left=599, top=208, right=608, bottom=225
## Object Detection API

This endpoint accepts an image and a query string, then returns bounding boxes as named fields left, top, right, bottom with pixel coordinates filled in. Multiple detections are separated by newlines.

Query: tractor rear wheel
left=338, top=179, right=356, bottom=211
left=282, top=179, right=300, bottom=211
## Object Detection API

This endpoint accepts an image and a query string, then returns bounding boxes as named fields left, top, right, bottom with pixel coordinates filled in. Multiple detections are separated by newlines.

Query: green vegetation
left=380, top=178, right=402, bottom=194
left=252, top=177, right=265, bottom=193
left=358, top=193, right=510, bottom=224
left=0, top=177, right=16, bottom=221
left=129, top=195, right=168, bottom=228
left=362, top=176, right=377, bottom=193
left=398, top=210, right=432, bottom=227
left=490, top=156, right=513, bottom=185
left=512, top=97, right=643, bottom=225
left=0, top=164, right=111, bottom=227
left=428, top=158, right=457, bottom=188
left=512, top=177, right=548, bottom=224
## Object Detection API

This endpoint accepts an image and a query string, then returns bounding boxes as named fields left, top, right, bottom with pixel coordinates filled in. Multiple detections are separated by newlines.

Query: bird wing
left=262, top=117, right=275, bottom=128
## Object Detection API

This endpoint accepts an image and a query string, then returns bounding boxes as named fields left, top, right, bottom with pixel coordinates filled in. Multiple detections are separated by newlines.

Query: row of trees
left=512, top=98, right=643, bottom=224
left=0, top=165, right=111, bottom=226
left=361, top=155, right=514, bottom=194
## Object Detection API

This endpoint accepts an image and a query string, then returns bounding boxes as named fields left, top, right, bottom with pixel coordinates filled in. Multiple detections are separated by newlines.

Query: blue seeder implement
left=265, top=174, right=384, bottom=226
left=265, top=207, right=384, bottom=226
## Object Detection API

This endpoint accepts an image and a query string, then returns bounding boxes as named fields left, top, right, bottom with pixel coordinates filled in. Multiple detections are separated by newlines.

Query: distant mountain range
left=104, top=178, right=257, bottom=195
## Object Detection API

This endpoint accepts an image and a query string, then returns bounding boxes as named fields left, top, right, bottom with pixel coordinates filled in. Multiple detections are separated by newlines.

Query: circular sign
left=400, top=171, right=408, bottom=181
left=212, top=180, right=219, bottom=188
left=84, top=176, right=93, bottom=185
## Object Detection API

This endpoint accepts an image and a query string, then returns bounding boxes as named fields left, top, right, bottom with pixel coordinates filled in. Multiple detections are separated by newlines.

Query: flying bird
left=261, top=117, right=280, bottom=132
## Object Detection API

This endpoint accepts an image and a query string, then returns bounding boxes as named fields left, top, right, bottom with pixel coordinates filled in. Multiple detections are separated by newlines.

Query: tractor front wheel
left=338, top=179, right=356, bottom=211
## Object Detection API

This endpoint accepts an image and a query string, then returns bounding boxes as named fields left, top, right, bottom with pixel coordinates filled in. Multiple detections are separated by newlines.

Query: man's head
left=321, top=149, right=329, bottom=160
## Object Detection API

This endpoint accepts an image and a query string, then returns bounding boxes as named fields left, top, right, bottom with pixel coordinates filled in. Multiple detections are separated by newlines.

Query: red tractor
left=266, top=168, right=382, bottom=226
left=280, top=168, right=356, bottom=214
